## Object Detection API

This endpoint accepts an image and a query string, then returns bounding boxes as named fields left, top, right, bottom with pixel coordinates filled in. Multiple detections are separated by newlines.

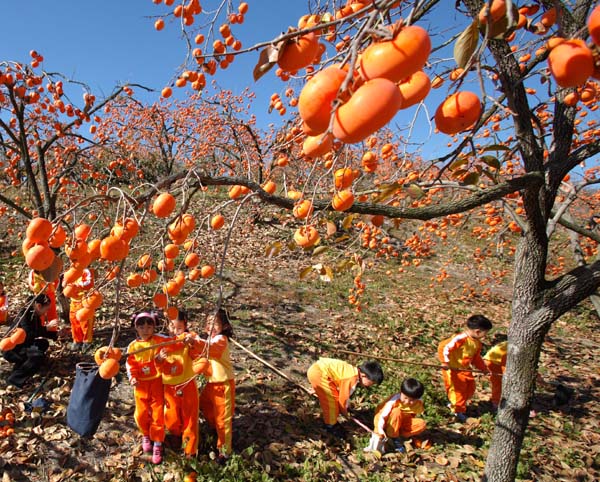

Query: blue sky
left=1, top=2, right=470, bottom=158
left=2, top=1, right=308, bottom=112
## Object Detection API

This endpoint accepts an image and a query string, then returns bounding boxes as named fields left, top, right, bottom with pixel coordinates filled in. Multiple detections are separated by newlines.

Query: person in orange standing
left=438, top=314, right=492, bottom=422
left=307, top=357, right=384, bottom=438
left=0, top=280, right=8, bottom=325
left=483, top=334, right=508, bottom=411
left=68, top=268, right=94, bottom=351
left=27, top=269, right=59, bottom=329
left=155, top=310, right=202, bottom=459
left=193, top=308, right=235, bottom=464
left=126, top=311, right=167, bottom=465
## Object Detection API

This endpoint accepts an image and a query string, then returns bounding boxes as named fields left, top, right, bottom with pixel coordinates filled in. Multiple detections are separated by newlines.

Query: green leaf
left=449, top=157, right=469, bottom=171
left=454, top=20, right=479, bottom=69
left=451, top=168, right=469, bottom=179
left=406, top=184, right=425, bottom=199
left=481, top=144, right=510, bottom=152
left=312, top=246, right=328, bottom=256
left=371, top=182, right=402, bottom=203
left=461, top=172, right=480, bottom=186
left=480, top=155, right=501, bottom=170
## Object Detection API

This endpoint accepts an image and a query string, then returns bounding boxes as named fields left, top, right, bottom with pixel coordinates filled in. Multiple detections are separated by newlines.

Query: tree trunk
left=483, top=319, right=545, bottom=481
left=483, top=230, right=548, bottom=481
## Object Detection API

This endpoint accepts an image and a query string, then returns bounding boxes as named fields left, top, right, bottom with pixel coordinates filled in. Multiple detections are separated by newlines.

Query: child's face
left=135, top=318, right=155, bottom=340
left=205, top=314, right=222, bottom=337
left=35, top=303, right=50, bottom=316
left=359, top=372, right=375, bottom=388
left=468, top=328, right=489, bottom=340
left=399, top=392, right=420, bottom=405
left=170, top=319, right=186, bottom=336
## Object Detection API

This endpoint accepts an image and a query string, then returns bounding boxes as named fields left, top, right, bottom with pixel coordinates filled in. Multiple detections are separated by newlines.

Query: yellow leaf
left=312, top=246, right=328, bottom=256
left=299, top=266, right=313, bottom=279
left=342, top=215, right=355, bottom=230
left=326, top=221, right=337, bottom=237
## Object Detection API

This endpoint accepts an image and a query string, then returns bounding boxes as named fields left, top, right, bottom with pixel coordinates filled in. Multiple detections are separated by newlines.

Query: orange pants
left=164, top=381, right=199, bottom=456
left=383, top=412, right=427, bottom=439
left=69, top=300, right=93, bottom=343
left=307, top=364, right=341, bottom=425
left=133, top=377, right=165, bottom=443
left=199, top=380, right=235, bottom=455
left=485, top=360, right=504, bottom=406
left=442, top=368, right=475, bottom=414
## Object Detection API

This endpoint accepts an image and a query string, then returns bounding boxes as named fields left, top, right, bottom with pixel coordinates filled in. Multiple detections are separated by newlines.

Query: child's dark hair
left=213, top=307, right=234, bottom=338
left=177, top=309, right=189, bottom=329
left=359, top=361, right=384, bottom=384
left=32, top=293, right=51, bottom=306
left=131, top=309, right=159, bottom=328
left=466, top=314, right=493, bottom=331
left=490, top=332, right=508, bottom=345
left=401, top=378, right=425, bottom=399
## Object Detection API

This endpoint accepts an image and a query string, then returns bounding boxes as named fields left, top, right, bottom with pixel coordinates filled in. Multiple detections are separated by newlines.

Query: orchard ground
left=0, top=210, right=598, bottom=482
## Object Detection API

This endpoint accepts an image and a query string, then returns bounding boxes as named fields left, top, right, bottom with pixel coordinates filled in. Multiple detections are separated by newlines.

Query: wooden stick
left=334, top=348, right=492, bottom=375
left=230, top=338, right=314, bottom=396
left=231, top=340, right=377, bottom=435
left=124, top=339, right=181, bottom=357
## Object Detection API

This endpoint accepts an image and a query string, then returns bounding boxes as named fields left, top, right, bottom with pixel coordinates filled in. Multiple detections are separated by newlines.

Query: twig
left=230, top=338, right=314, bottom=396
left=334, top=348, right=491, bottom=375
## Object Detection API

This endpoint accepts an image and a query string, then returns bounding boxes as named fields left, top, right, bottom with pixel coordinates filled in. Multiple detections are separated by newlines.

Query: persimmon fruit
left=547, top=39, right=594, bottom=88
left=298, top=66, right=347, bottom=134
left=434, top=91, right=482, bottom=135
left=359, top=25, right=431, bottom=83
left=152, top=192, right=176, bottom=218
left=332, top=78, right=402, bottom=144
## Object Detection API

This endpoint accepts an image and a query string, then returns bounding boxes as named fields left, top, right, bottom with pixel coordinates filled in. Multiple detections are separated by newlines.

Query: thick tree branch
left=141, top=170, right=544, bottom=221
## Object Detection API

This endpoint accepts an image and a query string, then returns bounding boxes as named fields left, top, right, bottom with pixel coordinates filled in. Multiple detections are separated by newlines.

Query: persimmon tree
left=2, top=1, right=600, bottom=481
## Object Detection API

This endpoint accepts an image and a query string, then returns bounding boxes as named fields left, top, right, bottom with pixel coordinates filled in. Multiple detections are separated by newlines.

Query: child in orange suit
left=68, top=268, right=94, bottom=351
left=438, top=314, right=492, bottom=422
left=126, top=311, right=167, bottom=464
left=307, top=357, right=384, bottom=438
left=27, top=270, right=59, bottom=329
left=0, top=281, right=8, bottom=324
left=193, top=308, right=236, bottom=464
left=155, top=310, right=202, bottom=458
left=483, top=334, right=508, bottom=410
left=365, top=378, right=426, bottom=454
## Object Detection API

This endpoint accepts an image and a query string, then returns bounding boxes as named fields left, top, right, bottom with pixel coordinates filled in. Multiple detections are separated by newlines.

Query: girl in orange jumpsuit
left=194, top=308, right=235, bottom=464
left=27, top=270, right=59, bottom=329
left=155, top=310, right=202, bottom=458
left=483, top=336, right=508, bottom=409
left=126, top=311, right=167, bottom=464
left=0, top=281, right=8, bottom=324
left=438, top=314, right=492, bottom=422
left=68, top=268, right=94, bottom=349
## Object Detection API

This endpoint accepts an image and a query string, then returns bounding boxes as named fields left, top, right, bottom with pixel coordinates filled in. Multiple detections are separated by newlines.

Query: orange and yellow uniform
left=0, top=291, right=8, bottom=324
left=68, top=269, right=94, bottom=343
left=307, top=358, right=359, bottom=425
left=438, top=333, right=488, bottom=414
left=196, top=334, right=235, bottom=456
left=28, top=270, right=58, bottom=329
left=126, top=335, right=166, bottom=444
left=373, top=394, right=426, bottom=439
left=155, top=333, right=202, bottom=456
left=483, top=341, right=507, bottom=406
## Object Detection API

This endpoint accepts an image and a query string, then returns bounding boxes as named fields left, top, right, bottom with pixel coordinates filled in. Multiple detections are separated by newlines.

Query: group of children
left=126, top=308, right=235, bottom=465
left=1, top=280, right=507, bottom=462
left=307, top=314, right=506, bottom=455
